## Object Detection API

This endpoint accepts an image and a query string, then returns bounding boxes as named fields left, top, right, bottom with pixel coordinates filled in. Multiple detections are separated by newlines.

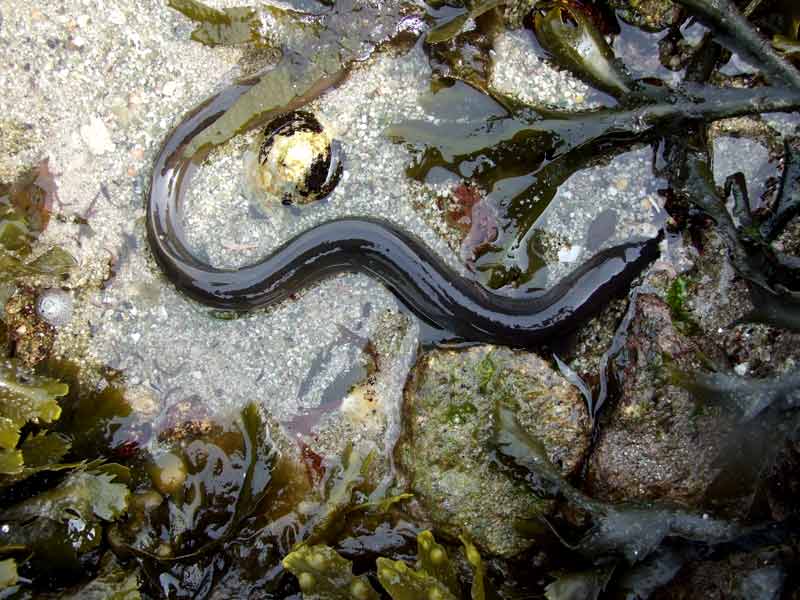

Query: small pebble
left=80, top=116, right=115, bottom=155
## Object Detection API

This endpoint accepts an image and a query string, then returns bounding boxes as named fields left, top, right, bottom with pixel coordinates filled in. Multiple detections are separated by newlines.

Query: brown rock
left=4, top=286, right=55, bottom=366
left=586, top=293, right=737, bottom=507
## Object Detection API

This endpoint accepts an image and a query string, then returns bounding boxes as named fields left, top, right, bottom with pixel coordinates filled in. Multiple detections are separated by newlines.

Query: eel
left=146, top=82, right=661, bottom=349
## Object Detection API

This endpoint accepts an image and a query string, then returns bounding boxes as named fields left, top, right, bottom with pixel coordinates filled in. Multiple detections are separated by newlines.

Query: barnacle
left=35, top=288, right=74, bottom=328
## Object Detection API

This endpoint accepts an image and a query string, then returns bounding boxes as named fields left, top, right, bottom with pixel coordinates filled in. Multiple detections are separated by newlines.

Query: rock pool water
left=0, top=0, right=671, bottom=462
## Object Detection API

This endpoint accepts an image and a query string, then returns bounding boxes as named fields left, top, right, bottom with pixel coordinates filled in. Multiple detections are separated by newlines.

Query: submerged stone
left=395, top=345, right=591, bottom=556
left=4, top=287, right=56, bottom=366
left=607, top=0, right=680, bottom=31
left=585, top=293, right=737, bottom=507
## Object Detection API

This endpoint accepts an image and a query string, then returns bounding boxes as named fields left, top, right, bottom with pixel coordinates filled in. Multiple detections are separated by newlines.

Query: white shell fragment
left=35, top=288, right=74, bottom=327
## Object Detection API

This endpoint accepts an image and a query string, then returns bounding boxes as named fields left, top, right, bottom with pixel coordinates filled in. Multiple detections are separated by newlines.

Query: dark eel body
left=146, top=81, right=661, bottom=348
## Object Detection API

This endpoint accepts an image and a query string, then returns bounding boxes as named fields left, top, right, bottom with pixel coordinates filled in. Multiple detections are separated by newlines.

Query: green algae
left=665, top=276, right=702, bottom=335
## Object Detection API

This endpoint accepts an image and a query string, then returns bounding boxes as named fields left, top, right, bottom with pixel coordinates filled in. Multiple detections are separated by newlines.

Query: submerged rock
left=586, top=293, right=737, bottom=507
left=395, top=346, right=591, bottom=556
left=607, top=0, right=680, bottom=31
left=4, top=286, right=55, bottom=366
left=651, top=545, right=792, bottom=600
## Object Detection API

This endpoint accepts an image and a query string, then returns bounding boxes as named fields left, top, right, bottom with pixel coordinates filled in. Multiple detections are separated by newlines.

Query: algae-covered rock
left=395, top=346, right=591, bottom=556
left=586, top=294, right=737, bottom=507
left=607, top=0, right=680, bottom=31
left=4, top=286, right=56, bottom=367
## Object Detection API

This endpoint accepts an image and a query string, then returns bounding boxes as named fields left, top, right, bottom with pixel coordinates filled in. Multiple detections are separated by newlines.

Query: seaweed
left=389, top=82, right=800, bottom=287
left=117, top=402, right=276, bottom=562
left=426, top=0, right=505, bottom=44
left=283, top=530, right=487, bottom=599
left=773, top=35, right=800, bottom=60
left=1, top=469, right=129, bottom=523
left=0, top=558, right=17, bottom=590
left=415, top=530, right=459, bottom=595
left=301, top=444, right=375, bottom=546
left=167, top=0, right=268, bottom=48
left=681, top=144, right=800, bottom=331
left=282, top=544, right=380, bottom=600
left=171, top=0, right=415, bottom=157
left=492, top=402, right=747, bottom=564
left=673, top=368, right=800, bottom=421
left=376, top=557, right=458, bottom=600
left=54, top=553, right=141, bottom=600
left=459, top=534, right=486, bottom=600
left=376, top=531, right=486, bottom=600
left=0, top=359, right=68, bottom=475
left=0, top=246, right=76, bottom=283
left=544, top=564, right=614, bottom=600
left=674, top=0, right=800, bottom=88
left=531, top=1, right=634, bottom=99
left=0, top=468, right=130, bottom=572
left=183, top=49, right=346, bottom=157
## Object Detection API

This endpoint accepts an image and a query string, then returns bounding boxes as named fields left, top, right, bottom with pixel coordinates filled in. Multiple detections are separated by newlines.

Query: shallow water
left=0, top=0, right=675, bottom=460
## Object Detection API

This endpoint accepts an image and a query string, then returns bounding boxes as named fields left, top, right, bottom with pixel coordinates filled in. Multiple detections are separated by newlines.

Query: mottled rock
left=607, top=0, right=680, bottom=31
left=586, top=293, right=737, bottom=507
left=396, top=346, right=591, bottom=557
left=0, top=119, right=44, bottom=184
left=688, top=228, right=800, bottom=378
left=652, top=546, right=792, bottom=600
left=3, top=286, right=55, bottom=366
